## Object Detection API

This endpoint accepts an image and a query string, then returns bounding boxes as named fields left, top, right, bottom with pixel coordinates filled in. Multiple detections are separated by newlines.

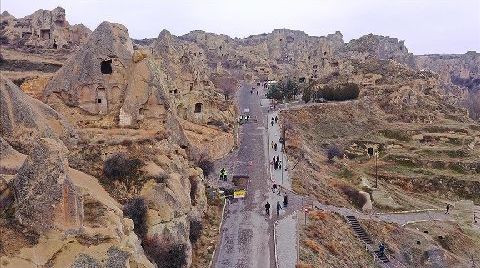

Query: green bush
left=381, top=129, right=411, bottom=142
left=316, top=83, right=359, bottom=101
left=266, top=79, right=301, bottom=101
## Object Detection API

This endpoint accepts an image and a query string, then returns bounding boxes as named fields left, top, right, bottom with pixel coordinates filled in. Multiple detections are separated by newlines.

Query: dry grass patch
left=299, top=211, right=374, bottom=267
left=191, top=196, right=223, bottom=268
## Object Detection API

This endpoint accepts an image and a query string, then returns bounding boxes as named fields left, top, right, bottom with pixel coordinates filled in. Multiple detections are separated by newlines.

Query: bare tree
left=211, top=74, right=238, bottom=100
left=465, top=90, right=480, bottom=120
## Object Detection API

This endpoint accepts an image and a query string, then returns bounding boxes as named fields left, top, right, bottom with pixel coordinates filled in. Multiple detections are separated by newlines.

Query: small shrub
left=143, top=237, right=187, bottom=268
left=336, top=167, right=354, bottom=179
left=302, top=87, right=312, bottom=103
left=446, top=150, right=468, bottom=158
left=189, top=219, right=203, bottom=244
left=151, top=173, right=168, bottom=183
left=381, top=129, right=411, bottom=142
left=316, top=83, right=359, bottom=101
left=194, top=153, right=214, bottom=178
left=450, top=163, right=468, bottom=174
left=123, top=197, right=148, bottom=239
left=103, top=153, right=143, bottom=187
left=446, top=138, right=463, bottom=145
left=338, top=185, right=367, bottom=208
left=326, top=145, right=344, bottom=162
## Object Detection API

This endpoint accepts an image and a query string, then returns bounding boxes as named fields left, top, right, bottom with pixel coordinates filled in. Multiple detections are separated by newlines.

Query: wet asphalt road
left=213, top=84, right=275, bottom=268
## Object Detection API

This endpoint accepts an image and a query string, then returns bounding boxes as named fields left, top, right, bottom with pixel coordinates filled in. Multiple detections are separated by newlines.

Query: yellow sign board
left=233, top=190, right=247, bottom=199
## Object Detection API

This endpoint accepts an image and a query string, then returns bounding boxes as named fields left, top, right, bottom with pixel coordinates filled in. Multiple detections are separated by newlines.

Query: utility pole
left=375, top=151, right=379, bottom=188
left=281, top=149, right=284, bottom=185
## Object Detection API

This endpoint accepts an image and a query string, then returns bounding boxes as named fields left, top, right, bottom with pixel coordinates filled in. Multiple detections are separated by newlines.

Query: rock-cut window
left=194, top=103, right=202, bottom=113
left=100, top=59, right=113, bottom=74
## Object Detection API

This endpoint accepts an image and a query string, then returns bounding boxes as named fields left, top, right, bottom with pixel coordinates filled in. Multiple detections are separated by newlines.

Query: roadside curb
left=375, top=208, right=444, bottom=215
left=401, top=219, right=456, bottom=227
left=209, top=198, right=228, bottom=268
left=273, top=220, right=279, bottom=268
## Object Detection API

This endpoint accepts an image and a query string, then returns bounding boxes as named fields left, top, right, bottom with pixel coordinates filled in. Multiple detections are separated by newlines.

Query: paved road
left=212, top=89, right=472, bottom=268
left=212, top=84, right=275, bottom=268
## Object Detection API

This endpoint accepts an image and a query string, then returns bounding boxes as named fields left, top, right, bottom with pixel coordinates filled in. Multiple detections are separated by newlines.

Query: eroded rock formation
left=0, top=7, right=91, bottom=50
left=0, top=77, right=78, bottom=150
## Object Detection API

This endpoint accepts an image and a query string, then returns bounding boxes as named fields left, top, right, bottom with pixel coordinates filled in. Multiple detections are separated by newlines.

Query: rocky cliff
left=415, top=51, right=480, bottom=92
left=37, top=20, right=233, bottom=267
left=0, top=7, right=91, bottom=50
left=0, top=77, right=78, bottom=151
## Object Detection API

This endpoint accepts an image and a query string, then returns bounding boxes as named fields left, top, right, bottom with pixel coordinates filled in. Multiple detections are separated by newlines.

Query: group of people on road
left=273, top=155, right=281, bottom=170
left=265, top=199, right=286, bottom=217
left=265, top=184, right=289, bottom=217
left=270, top=116, right=278, bottom=126
left=271, top=141, right=278, bottom=151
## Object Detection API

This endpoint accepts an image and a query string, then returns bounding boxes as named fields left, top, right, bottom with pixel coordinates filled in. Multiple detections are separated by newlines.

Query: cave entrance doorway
left=194, top=103, right=203, bottom=113
left=40, top=29, right=51, bottom=40
left=100, top=59, right=113, bottom=74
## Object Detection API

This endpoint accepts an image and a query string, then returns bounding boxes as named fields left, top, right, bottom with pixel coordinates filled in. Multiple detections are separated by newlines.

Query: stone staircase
left=345, top=215, right=392, bottom=266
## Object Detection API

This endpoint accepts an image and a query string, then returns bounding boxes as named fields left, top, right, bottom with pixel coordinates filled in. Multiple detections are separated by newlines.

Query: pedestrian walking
left=379, top=243, right=385, bottom=255
left=265, top=202, right=270, bottom=215
left=276, top=201, right=281, bottom=217
left=271, top=120, right=274, bottom=126
left=256, top=91, right=258, bottom=95
left=271, top=141, right=274, bottom=149
left=274, top=161, right=278, bottom=170
left=445, top=204, right=450, bottom=214
left=474, top=212, right=478, bottom=223
left=274, top=143, right=277, bottom=151
left=275, top=116, right=278, bottom=123
left=220, top=168, right=226, bottom=181
left=272, top=184, right=277, bottom=193
left=283, top=194, right=288, bottom=207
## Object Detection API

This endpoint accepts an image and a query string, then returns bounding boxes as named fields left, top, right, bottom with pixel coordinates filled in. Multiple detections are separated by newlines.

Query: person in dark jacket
left=283, top=194, right=288, bottom=207
left=276, top=201, right=282, bottom=216
left=265, top=202, right=271, bottom=215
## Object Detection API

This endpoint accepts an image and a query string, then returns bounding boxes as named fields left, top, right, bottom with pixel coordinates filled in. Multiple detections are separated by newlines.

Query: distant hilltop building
left=0, top=7, right=91, bottom=50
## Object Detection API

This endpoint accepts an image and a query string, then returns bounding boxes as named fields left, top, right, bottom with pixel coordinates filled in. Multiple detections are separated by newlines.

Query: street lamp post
left=281, top=124, right=286, bottom=185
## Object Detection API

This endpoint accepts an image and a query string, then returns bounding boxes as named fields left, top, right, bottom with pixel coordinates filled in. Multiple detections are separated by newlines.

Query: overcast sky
left=2, top=0, right=479, bottom=55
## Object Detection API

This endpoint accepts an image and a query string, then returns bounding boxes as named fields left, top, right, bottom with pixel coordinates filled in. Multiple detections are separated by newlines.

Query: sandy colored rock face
left=0, top=7, right=91, bottom=50
left=12, top=138, right=83, bottom=233
left=0, top=77, right=78, bottom=150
